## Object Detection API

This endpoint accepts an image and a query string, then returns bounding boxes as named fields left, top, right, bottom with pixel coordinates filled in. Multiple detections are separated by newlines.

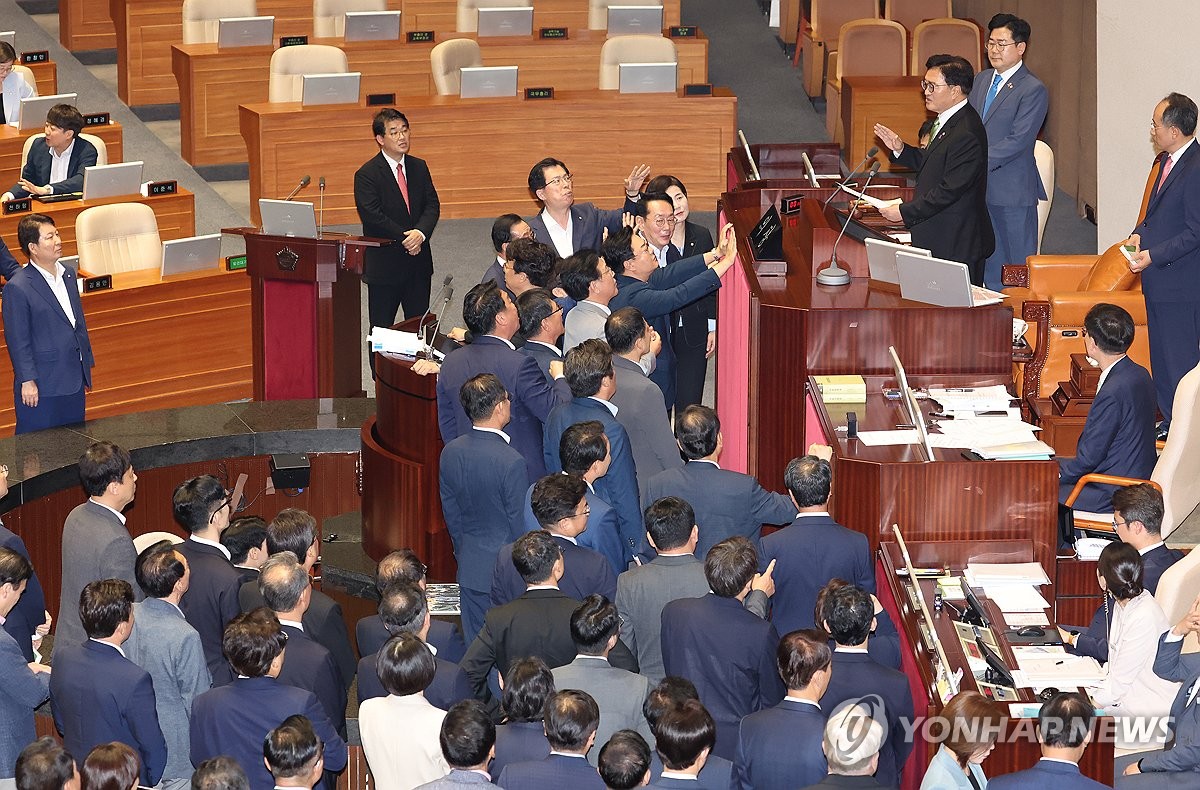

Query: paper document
left=1013, top=654, right=1106, bottom=685
left=971, top=439, right=1055, bottom=460
left=856, top=429, right=919, bottom=446
left=368, top=326, right=424, bottom=356
left=966, top=562, right=1051, bottom=586
left=838, top=184, right=902, bottom=210
left=983, top=585, right=1050, bottom=613
left=1004, top=612, right=1050, bottom=627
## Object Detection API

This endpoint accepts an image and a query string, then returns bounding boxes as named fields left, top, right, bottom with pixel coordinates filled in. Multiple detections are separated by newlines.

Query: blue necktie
left=982, top=72, right=1002, bottom=117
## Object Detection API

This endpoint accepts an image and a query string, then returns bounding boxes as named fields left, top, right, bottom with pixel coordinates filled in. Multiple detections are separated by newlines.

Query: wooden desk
left=0, top=265, right=250, bottom=435
left=0, top=190, right=196, bottom=259
left=174, top=30, right=709, bottom=166
left=841, top=76, right=928, bottom=174
left=240, top=89, right=737, bottom=222
left=1028, top=396, right=1086, bottom=457
left=60, top=0, right=117, bottom=51
left=117, top=0, right=680, bottom=106
left=26, top=61, right=57, bottom=96
left=0, top=122, right=124, bottom=194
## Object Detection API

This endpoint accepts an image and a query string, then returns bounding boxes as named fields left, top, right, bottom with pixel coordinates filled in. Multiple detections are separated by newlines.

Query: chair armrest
left=1025, top=258, right=1094, bottom=295
left=1002, top=264, right=1028, bottom=288
left=1046, top=291, right=1147, bottom=326
left=1065, top=474, right=1161, bottom=507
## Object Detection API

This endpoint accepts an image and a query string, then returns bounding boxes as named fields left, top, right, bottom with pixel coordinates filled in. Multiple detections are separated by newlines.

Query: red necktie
left=1157, top=155, right=1174, bottom=193
left=396, top=161, right=410, bottom=209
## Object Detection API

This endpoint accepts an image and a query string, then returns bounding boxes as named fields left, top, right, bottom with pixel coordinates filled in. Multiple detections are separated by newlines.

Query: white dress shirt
left=540, top=209, right=574, bottom=258
left=48, top=140, right=75, bottom=190
left=32, top=262, right=76, bottom=328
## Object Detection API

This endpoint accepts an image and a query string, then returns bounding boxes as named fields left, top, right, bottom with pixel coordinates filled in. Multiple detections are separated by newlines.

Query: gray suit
left=125, top=598, right=212, bottom=783
left=615, top=554, right=768, bottom=685
left=57, top=500, right=141, bottom=650
left=415, top=768, right=496, bottom=788
left=0, top=627, right=49, bottom=780
left=563, top=300, right=609, bottom=353
left=551, top=656, right=652, bottom=766
left=610, top=355, right=681, bottom=502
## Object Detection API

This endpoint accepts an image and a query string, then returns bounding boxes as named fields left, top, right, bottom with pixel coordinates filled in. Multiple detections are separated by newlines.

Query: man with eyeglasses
left=874, top=54, right=994, bottom=286
left=0, top=43, right=34, bottom=126
left=966, top=13, right=1048, bottom=291
left=526, top=158, right=647, bottom=258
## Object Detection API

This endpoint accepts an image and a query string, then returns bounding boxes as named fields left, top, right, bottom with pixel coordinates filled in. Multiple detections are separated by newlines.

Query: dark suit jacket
left=527, top=201, right=631, bottom=257
left=820, top=650, right=914, bottom=789
left=670, top=221, right=717, bottom=350
left=50, top=640, right=168, bottom=786
left=1058, top=356, right=1158, bottom=512
left=353, top=152, right=440, bottom=286
left=440, top=429, right=530, bottom=593
left=190, top=676, right=347, bottom=790
left=277, top=624, right=347, bottom=734
left=798, top=776, right=887, bottom=789
left=492, top=721, right=549, bottom=779
left=481, top=257, right=514, bottom=299
left=240, top=582, right=356, bottom=692
left=517, top=485, right=626, bottom=576
left=893, top=104, right=995, bottom=277
left=611, top=355, right=682, bottom=502
left=437, top=335, right=571, bottom=483
left=356, top=649, right=472, bottom=710
left=968, top=63, right=1049, bottom=208
left=11, top=136, right=98, bottom=198
left=0, top=524, right=46, bottom=662
left=357, top=614, right=466, bottom=663
left=645, top=461, right=796, bottom=560
left=649, top=753, right=732, bottom=790
left=544, top=397, right=642, bottom=560
left=492, top=533, right=616, bottom=607
left=0, top=239, right=19, bottom=280
left=660, top=594, right=785, bottom=760
left=0, top=627, right=50, bottom=781
left=1134, top=140, right=1200, bottom=305
left=177, top=539, right=244, bottom=687
left=758, top=514, right=875, bottom=636
left=1074, top=543, right=1183, bottom=662
left=1136, top=635, right=1200, bottom=775
left=497, top=753, right=604, bottom=790
left=987, top=758, right=1109, bottom=789
left=734, top=699, right=827, bottom=790
left=1, top=260, right=93, bottom=397
left=522, top=341, right=562, bottom=384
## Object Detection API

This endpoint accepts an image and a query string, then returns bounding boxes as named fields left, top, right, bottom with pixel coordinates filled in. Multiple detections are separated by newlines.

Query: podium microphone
left=283, top=175, right=311, bottom=201
left=317, top=177, right=326, bottom=237
left=824, top=146, right=880, bottom=208
left=427, top=283, right=454, bottom=358
left=418, top=275, right=453, bottom=346
left=817, top=161, right=881, bottom=287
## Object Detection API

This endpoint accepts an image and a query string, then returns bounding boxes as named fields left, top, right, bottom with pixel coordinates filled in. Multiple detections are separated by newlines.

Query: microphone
left=418, top=275, right=453, bottom=349
left=317, top=177, right=326, bottom=237
left=427, top=283, right=455, bottom=358
left=283, top=175, right=311, bottom=201
left=824, top=146, right=880, bottom=208
left=816, top=161, right=881, bottom=287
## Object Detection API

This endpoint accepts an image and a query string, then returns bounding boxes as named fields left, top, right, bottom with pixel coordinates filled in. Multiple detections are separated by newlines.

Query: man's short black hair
left=379, top=582, right=427, bottom=634
left=80, top=578, right=133, bottom=639
left=634, top=192, right=674, bottom=220
left=1162, top=92, right=1199, bottom=137
left=528, top=157, right=568, bottom=193
left=77, top=441, right=132, bottom=498
left=570, top=594, right=620, bottom=654
left=644, top=497, right=694, bottom=553
left=605, top=307, right=647, bottom=356
left=371, top=107, right=408, bottom=138
left=263, top=715, right=321, bottom=780
left=601, top=227, right=636, bottom=277
left=191, top=756, right=249, bottom=790
left=492, top=213, right=524, bottom=252
left=377, top=632, right=436, bottom=696
left=459, top=372, right=508, bottom=423
left=222, top=517, right=268, bottom=565
left=558, top=251, right=604, bottom=301
left=704, top=537, right=757, bottom=598
left=1037, top=691, right=1094, bottom=748
left=544, top=689, right=600, bottom=751
left=777, top=629, right=832, bottom=690
left=926, top=54, right=974, bottom=94
left=172, top=474, right=227, bottom=534
left=643, top=677, right=699, bottom=732
left=16, top=214, right=55, bottom=259
left=463, top=280, right=508, bottom=337
left=223, top=608, right=287, bottom=677
left=45, top=104, right=83, bottom=136
left=530, top=474, right=587, bottom=531
left=674, top=405, right=719, bottom=459
left=509, top=238, right=557, bottom=287
left=598, top=730, right=651, bottom=790
left=0, top=546, right=33, bottom=589
left=135, top=542, right=186, bottom=599
left=559, top=421, right=607, bottom=477
left=1084, top=302, right=1135, bottom=355
left=267, top=509, right=317, bottom=559
left=784, top=455, right=832, bottom=508
left=511, top=529, right=562, bottom=584
left=564, top=339, right=614, bottom=398
left=821, top=584, right=873, bottom=646
left=1113, top=483, right=1165, bottom=536
left=654, top=700, right=716, bottom=771
left=987, top=13, right=1030, bottom=45
left=501, top=656, right=556, bottom=722
left=440, top=700, right=496, bottom=768
left=16, top=737, right=76, bottom=790
left=517, top=288, right=559, bottom=339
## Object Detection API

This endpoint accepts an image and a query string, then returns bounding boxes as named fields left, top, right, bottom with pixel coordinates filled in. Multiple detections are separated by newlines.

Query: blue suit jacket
left=356, top=650, right=473, bottom=710
left=734, top=699, right=827, bottom=790
left=357, top=614, right=466, bottom=663
left=50, top=640, right=168, bottom=786
left=544, top=397, right=642, bottom=559
left=1058, top=356, right=1158, bottom=512
left=1132, top=634, right=1200, bottom=775
left=277, top=624, right=347, bottom=734
left=1134, top=140, right=1200, bottom=304
left=497, top=753, right=604, bottom=790
left=491, top=533, right=616, bottom=607
left=968, top=63, right=1049, bottom=208
left=190, top=676, right=347, bottom=790
left=1073, top=543, right=1183, bottom=662
left=10, top=136, right=99, bottom=198
left=759, top=514, right=875, bottom=636
left=645, top=461, right=796, bottom=560
left=660, top=594, right=785, bottom=761
left=521, top=482, right=626, bottom=575
left=522, top=341, right=563, bottom=385
left=0, top=627, right=49, bottom=780
left=1, top=261, right=94, bottom=397
left=437, top=336, right=571, bottom=483
left=987, top=758, right=1107, bottom=789
left=177, top=539, right=244, bottom=687
left=820, top=650, right=914, bottom=789
left=526, top=201, right=632, bottom=257
left=0, top=524, right=46, bottom=661
left=492, top=721, right=549, bottom=779
left=440, top=429, right=530, bottom=593
left=0, top=239, right=19, bottom=280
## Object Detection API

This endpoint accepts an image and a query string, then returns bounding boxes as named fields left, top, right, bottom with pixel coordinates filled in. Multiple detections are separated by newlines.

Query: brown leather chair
left=824, top=19, right=907, bottom=145
left=910, top=18, right=981, bottom=74
left=884, top=0, right=952, bottom=36
left=799, top=0, right=877, bottom=98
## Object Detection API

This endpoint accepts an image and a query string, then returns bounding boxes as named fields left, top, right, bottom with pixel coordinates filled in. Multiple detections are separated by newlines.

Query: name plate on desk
left=279, top=35, right=308, bottom=47
left=225, top=254, right=248, bottom=271
left=539, top=27, right=568, bottom=39
left=668, top=25, right=696, bottom=37
left=367, top=93, right=396, bottom=106
left=147, top=180, right=177, bottom=196
left=83, top=274, right=112, bottom=292
left=407, top=31, right=434, bottom=43
left=82, top=112, right=110, bottom=127
left=20, top=50, right=48, bottom=64
left=525, top=87, right=554, bottom=100
left=683, top=83, right=712, bottom=96
left=3, top=198, right=31, bottom=215
left=748, top=204, right=786, bottom=274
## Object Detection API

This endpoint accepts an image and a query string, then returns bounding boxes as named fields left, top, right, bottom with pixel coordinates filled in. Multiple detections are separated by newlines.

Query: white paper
left=1003, top=612, right=1050, bottom=627
left=1012, top=655, right=1106, bottom=685
left=983, top=585, right=1051, bottom=613
left=1011, top=645, right=1067, bottom=658
left=838, top=183, right=902, bottom=210
left=368, top=326, right=425, bottom=356
left=856, top=429, right=919, bottom=446
left=966, top=562, right=1051, bottom=586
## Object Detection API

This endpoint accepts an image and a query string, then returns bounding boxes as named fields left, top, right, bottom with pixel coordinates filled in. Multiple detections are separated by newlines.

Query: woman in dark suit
left=645, top=175, right=714, bottom=414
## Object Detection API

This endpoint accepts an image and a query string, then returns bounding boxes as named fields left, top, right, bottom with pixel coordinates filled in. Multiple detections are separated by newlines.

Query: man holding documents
left=873, top=55, right=994, bottom=286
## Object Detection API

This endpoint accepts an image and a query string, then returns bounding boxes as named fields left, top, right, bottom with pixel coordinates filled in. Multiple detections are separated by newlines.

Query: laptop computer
left=161, top=234, right=222, bottom=277
left=476, top=7, right=533, bottom=37
left=618, top=62, right=676, bottom=94
left=217, top=16, right=275, bottom=48
left=81, top=161, right=144, bottom=201
left=259, top=198, right=318, bottom=238
left=606, top=5, right=664, bottom=36
left=864, top=237, right=930, bottom=285
left=343, top=10, right=401, bottom=41
left=300, top=72, right=361, bottom=106
left=460, top=66, right=519, bottom=98
left=895, top=250, right=1006, bottom=307
left=15, top=93, right=78, bottom=131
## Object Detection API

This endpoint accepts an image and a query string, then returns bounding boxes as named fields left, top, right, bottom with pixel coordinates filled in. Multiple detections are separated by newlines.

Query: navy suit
left=989, top=758, right=1108, bottom=790
left=1, top=260, right=94, bottom=433
left=481, top=258, right=514, bottom=300
left=492, top=721, right=549, bottom=779
left=661, top=594, right=785, bottom=760
left=190, top=676, right=347, bottom=790
left=0, top=524, right=46, bottom=661
left=521, top=477, right=626, bottom=571
left=357, top=614, right=466, bottom=663
left=645, top=461, right=796, bottom=560
left=734, top=699, right=826, bottom=790
left=239, top=582, right=355, bottom=692
left=437, top=335, right=571, bottom=483
left=1073, top=543, right=1183, bottom=663
left=497, top=753, right=603, bottom=790
left=0, top=627, right=49, bottom=780
left=492, top=533, right=616, bottom=608
left=820, top=650, right=914, bottom=789
left=0, top=238, right=19, bottom=280
left=50, top=640, right=168, bottom=786
left=522, top=341, right=563, bottom=385
left=277, top=624, right=347, bottom=735
left=1113, top=635, right=1200, bottom=780
left=1132, top=141, right=1200, bottom=428
left=1058, top=356, right=1158, bottom=512
left=759, top=514, right=875, bottom=636
left=177, top=539, right=244, bottom=687
left=527, top=201, right=632, bottom=257
left=10, top=136, right=98, bottom=198
left=649, top=753, right=732, bottom=790
left=356, top=650, right=473, bottom=710
left=544, top=397, right=642, bottom=560
left=667, top=222, right=717, bottom=413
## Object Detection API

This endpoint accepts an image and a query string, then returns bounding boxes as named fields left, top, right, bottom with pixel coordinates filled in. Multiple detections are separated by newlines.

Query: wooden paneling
left=0, top=190, right=192, bottom=260
left=841, top=75, right=929, bottom=173
left=0, top=123, right=124, bottom=194
left=60, top=0, right=117, bottom=51
left=27, top=61, right=57, bottom=96
left=174, top=30, right=709, bottom=166
left=241, top=89, right=737, bottom=222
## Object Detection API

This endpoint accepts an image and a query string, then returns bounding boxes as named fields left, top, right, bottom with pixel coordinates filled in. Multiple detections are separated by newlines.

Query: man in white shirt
left=525, top=158, right=646, bottom=259
left=4, top=104, right=98, bottom=201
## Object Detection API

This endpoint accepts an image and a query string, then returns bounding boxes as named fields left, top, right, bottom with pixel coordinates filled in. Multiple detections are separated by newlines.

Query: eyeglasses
left=651, top=216, right=678, bottom=228
left=546, top=305, right=564, bottom=318
left=572, top=507, right=591, bottom=519
left=384, top=127, right=410, bottom=138
left=209, top=491, right=236, bottom=523
left=516, top=228, right=537, bottom=241
left=1112, top=516, right=1127, bottom=530
left=920, top=81, right=950, bottom=93
left=984, top=39, right=1018, bottom=50
left=545, top=173, right=573, bottom=189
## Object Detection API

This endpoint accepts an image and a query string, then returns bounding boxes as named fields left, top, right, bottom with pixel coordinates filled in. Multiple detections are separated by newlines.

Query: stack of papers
left=983, top=585, right=1050, bottom=612
left=1012, top=654, right=1106, bottom=687
left=367, top=326, right=425, bottom=356
left=965, top=562, right=1051, bottom=615
left=928, top=385, right=1014, bottom=412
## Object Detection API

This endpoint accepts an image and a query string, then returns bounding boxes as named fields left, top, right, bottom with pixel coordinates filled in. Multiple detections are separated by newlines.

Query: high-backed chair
left=910, top=18, right=980, bottom=74
left=75, top=203, right=162, bottom=275
left=1157, top=539, right=1200, bottom=653
left=268, top=45, right=349, bottom=102
left=457, top=0, right=533, bottom=33
left=824, top=19, right=906, bottom=145
left=599, top=35, right=677, bottom=90
left=13, top=65, right=37, bottom=96
left=132, top=531, right=184, bottom=553
left=883, top=0, right=952, bottom=36
left=1034, top=140, right=1055, bottom=253
left=799, top=0, right=877, bottom=98
left=182, top=0, right=258, bottom=44
left=20, top=132, right=109, bottom=170
left=430, top=39, right=483, bottom=96
left=313, top=0, right=386, bottom=38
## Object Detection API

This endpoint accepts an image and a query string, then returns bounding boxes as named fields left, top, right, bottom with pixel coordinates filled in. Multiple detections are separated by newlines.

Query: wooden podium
left=224, top=228, right=382, bottom=400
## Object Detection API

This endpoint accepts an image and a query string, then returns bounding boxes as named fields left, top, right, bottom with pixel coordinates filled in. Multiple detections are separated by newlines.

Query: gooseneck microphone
left=817, top=161, right=882, bottom=287
left=427, top=284, right=455, bottom=358
left=824, top=146, right=880, bottom=209
left=418, top=275, right=454, bottom=349
left=283, top=175, right=311, bottom=201
left=317, top=176, right=326, bottom=237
